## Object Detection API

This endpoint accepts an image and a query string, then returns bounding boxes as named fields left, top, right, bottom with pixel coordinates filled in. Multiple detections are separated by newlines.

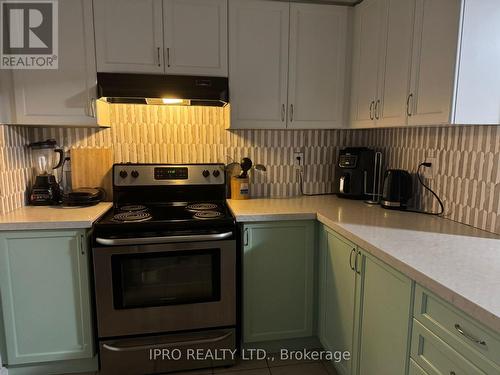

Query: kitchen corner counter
left=0, top=202, right=113, bottom=231
left=227, top=196, right=500, bottom=334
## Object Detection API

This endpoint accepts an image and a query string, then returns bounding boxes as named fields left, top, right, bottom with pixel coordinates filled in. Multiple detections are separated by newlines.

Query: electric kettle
left=381, top=169, right=413, bottom=210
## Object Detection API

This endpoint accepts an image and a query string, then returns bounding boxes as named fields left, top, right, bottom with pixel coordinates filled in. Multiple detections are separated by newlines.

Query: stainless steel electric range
left=92, top=163, right=237, bottom=375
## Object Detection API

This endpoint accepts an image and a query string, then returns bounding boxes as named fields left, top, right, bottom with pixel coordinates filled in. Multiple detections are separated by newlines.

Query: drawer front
left=411, top=320, right=486, bottom=375
left=409, top=359, right=429, bottom=375
left=414, top=285, right=500, bottom=370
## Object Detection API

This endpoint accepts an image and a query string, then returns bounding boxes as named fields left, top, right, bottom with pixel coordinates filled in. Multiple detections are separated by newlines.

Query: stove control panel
left=155, top=167, right=188, bottom=180
left=114, top=164, right=225, bottom=186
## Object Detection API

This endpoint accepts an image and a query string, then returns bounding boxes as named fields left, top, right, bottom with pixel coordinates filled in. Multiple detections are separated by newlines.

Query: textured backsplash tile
left=364, top=126, right=500, bottom=234
left=0, top=104, right=498, bottom=234
left=0, top=124, right=31, bottom=215
left=29, top=104, right=364, bottom=198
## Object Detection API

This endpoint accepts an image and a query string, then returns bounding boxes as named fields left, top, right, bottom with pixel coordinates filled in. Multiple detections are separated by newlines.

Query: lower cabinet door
left=0, top=230, right=94, bottom=365
left=243, top=221, right=315, bottom=343
left=357, top=254, right=412, bottom=375
left=318, top=228, right=358, bottom=375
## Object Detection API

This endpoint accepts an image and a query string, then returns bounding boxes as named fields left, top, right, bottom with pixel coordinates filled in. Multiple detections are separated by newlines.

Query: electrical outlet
left=293, top=151, right=304, bottom=170
left=422, top=157, right=437, bottom=180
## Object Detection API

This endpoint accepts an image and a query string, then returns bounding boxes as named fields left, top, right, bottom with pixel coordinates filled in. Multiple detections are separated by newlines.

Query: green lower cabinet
left=357, top=253, right=413, bottom=375
left=409, top=359, right=429, bottom=375
left=412, top=285, right=500, bottom=374
left=318, top=225, right=413, bottom=375
left=0, top=230, right=95, bottom=373
left=411, top=320, right=486, bottom=375
left=318, top=226, right=359, bottom=375
left=243, top=221, right=315, bottom=343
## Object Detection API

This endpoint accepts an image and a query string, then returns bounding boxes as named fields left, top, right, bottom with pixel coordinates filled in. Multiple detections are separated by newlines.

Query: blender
left=28, top=139, right=64, bottom=205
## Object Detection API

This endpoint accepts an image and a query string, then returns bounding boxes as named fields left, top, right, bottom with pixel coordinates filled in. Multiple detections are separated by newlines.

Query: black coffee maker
left=334, top=148, right=375, bottom=199
left=28, top=139, right=64, bottom=205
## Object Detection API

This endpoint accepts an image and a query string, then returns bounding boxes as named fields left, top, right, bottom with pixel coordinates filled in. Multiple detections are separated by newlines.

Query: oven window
left=111, top=249, right=221, bottom=309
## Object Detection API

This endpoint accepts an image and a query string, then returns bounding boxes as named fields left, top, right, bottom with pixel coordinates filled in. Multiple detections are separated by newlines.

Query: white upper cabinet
left=0, top=71, right=14, bottom=124
left=11, top=0, right=98, bottom=126
left=351, top=0, right=500, bottom=128
left=228, top=0, right=290, bottom=129
left=163, top=0, right=228, bottom=77
left=94, top=0, right=164, bottom=74
left=287, top=4, right=350, bottom=129
left=408, top=0, right=461, bottom=125
left=229, top=0, right=351, bottom=130
left=350, top=0, right=414, bottom=128
left=94, top=0, right=227, bottom=76
left=376, top=0, right=415, bottom=127
left=350, top=0, right=384, bottom=128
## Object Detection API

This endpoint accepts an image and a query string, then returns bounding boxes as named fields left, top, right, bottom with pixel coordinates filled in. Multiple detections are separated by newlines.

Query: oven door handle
left=102, top=331, right=233, bottom=352
left=95, top=231, right=233, bottom=246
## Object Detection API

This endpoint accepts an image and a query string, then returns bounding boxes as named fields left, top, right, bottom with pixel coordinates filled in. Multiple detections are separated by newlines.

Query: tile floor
left=156, top=356, right=339, bottom=375
left=74, top=356, right=340, bottom=375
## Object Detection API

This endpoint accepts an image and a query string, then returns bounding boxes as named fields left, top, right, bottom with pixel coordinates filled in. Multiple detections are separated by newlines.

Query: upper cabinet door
left=163, top=0, right=228, bottom=77
left=408, top=0, right=460, bottom=125
left=93, top=0, right=164, bottom=73
left=287, top=4, right=350, bottom=129
left=349, top=0, right=385, bottom=128
left=376, top=0, right=415, bottom=127
left=12, top=0, right=97, bottom=126
left=228, top=0, right=289, bottom=129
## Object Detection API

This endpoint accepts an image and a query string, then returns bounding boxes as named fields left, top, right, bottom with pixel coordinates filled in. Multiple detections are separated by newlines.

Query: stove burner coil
left=186, top=203, right=219, bottom=211
left=119, top=205, right=147, bottom=212
left=113, top=211, right=152, bottom=222
left=193, top=211, right=223, bottom=220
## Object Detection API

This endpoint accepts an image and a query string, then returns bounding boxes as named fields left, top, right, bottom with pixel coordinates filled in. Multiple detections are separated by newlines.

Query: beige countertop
left=0, top=202, right=113, bottom=230
left=227, top=196, right=500, bottom=334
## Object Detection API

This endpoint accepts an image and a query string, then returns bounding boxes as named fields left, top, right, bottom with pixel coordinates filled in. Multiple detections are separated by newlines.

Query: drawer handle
left=454, top=324, right=486, bottom=346
left=103, top=331, right=233, bottom=352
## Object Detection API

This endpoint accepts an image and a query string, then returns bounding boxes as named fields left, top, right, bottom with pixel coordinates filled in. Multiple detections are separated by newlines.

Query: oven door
left=93, top=239, right=236, bottom=338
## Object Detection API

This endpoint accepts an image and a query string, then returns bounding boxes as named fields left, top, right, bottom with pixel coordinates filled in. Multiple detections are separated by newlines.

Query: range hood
left=97, top=73, right=229, bottom=107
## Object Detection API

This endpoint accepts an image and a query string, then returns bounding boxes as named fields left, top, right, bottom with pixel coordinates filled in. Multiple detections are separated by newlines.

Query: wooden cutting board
left=71, top=148, right=113, bottom=201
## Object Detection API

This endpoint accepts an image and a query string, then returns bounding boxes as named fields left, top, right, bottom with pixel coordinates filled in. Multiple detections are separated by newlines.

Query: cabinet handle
left=375, top=99, right=380, bottom=120
left=244, top=228, right=249, bottom=247
left=369, top=101, right=374, bottom=120
left=80, top=234, right=85, bottom=255
left=349, top=248, right=356, bottom=271
left=354, top=251, right=361, bottom=274
left=166, top=47, right=170, bottom=67
left=281, top=104, right=285, bottom=122
left=454, top=324, right=486, bottom=346
left=290, top=104, right=294, bottom=122
left=406, top=93, right=413, bottom=116
left=157, top=47, right=162, bottom=67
